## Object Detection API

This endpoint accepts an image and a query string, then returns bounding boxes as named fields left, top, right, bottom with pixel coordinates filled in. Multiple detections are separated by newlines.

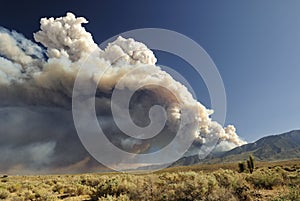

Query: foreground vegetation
left=0, top=160, right=299, bottom=201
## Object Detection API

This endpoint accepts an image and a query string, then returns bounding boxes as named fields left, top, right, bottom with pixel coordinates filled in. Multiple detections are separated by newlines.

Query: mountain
left=172, top=130, right=300, bottom=166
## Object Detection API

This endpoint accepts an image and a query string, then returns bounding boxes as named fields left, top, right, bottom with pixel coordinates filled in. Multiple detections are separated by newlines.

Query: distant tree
left=0, top=175, right=8, bottom=178
left=247, top=155, right=255, bottom=174
left=238, top=162, right=246, bottom=173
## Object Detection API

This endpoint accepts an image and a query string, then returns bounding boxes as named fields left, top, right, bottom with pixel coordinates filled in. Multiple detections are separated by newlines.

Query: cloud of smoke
left=0, top=12, right=246, bottom=173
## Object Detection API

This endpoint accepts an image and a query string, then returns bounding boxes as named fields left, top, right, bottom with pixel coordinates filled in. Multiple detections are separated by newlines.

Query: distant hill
left=172, top=130, right=300, bottom=166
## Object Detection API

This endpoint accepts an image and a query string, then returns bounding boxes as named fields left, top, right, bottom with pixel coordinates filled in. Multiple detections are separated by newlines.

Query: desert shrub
left=116, top=177, right=137, bottom=197
left=284, top=186, right=300, bottom=200
left=52, top=181, right=92, bottom=197
left=232, top=179, right=252, bottom=201
left=95, top=175, right=139, bottom=199
left=0, top=179, right=8, bottom=183
left=44, top=179, right=57, bottom=186
left=19, top=182, right=34, bottom=191
left=92, top=171, right=233, bottom=201
left=270, top=186, right=300, bottom=201
left=81, top=176, right=101, bottom=187
left=33, top=188, right=58, bottom=201
left=153, top=171, right=218, bottom=201
left=0, top=160, right=298, bottom=201
left=42, top=195, right=57, bottom=201
left=98, top=194, right=130, bottom=201
left=206, top=187, right=237, bottom=201
left=62, top=185, right=78, bottom=196
left=95, top=177, right=121, bottom=198
left=52, top=182, right=65, bottom=194
left=23, top=190, right=36, bottom=200
left=213, top=169, right=237, bottom=189
left=246, top=169, right=283, bottom=189
left=0, top=189, right=9, bottom=199
left=7, top=183, right=22, bottom=193
left=7, top=196, right=25, bottom=201
left=74, top=183, right=93, bottom=196
left=287, top=172, right=300, bottom=186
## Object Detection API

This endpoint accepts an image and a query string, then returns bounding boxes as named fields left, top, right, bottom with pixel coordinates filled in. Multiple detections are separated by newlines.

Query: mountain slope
left=173, top=130, right=300, bottom=166
left=222, top=130, right=300, bottom=161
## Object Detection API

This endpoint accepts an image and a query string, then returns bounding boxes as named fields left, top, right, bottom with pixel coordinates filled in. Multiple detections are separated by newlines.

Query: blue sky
left=1, top=0, right=300, bottom=142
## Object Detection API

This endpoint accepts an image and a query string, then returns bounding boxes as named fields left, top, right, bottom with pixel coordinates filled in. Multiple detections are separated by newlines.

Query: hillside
left=173, top=130, right=300, bottom=166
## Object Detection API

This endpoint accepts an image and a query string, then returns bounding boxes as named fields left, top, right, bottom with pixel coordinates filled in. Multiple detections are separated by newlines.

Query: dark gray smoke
left=0, top=13, right=246, bottom=174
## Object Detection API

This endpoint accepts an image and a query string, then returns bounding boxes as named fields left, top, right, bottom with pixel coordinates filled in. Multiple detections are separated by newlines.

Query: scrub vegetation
left=0, top=160, right=299, bottom=201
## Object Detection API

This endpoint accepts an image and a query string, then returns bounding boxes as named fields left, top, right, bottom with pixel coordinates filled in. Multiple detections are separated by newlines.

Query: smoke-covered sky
left=0, top=12, right=246, bottom=173
left=1, top=0, right=300, bottom=142
left=1, top=0, right=300, bottom=173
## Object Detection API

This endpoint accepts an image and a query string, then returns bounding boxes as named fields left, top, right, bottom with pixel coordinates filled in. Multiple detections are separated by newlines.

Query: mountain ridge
left=172, top=129, right=300, bottom=166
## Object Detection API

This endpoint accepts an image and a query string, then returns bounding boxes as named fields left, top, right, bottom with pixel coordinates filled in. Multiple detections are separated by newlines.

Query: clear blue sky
left=1, top=0, right=300, bottom=142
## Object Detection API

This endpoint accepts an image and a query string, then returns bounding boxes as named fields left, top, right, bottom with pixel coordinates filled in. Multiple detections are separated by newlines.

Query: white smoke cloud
left=101, top=36, right=157, bottom=65
left=0, top=12, right=246, bottom=173
left=34, top=12, right=98, bottom=62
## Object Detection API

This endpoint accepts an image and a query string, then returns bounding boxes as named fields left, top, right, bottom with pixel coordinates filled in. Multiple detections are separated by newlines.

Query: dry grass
left=0, top=160, right=299, bottom=200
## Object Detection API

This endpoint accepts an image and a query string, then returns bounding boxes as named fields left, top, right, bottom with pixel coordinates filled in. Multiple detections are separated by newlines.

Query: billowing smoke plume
left=0, top=13, right=246, bottom=174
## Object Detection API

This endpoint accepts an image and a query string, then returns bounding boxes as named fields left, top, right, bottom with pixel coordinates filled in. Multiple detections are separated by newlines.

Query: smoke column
left=0, top=13, right=246, bottom=174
